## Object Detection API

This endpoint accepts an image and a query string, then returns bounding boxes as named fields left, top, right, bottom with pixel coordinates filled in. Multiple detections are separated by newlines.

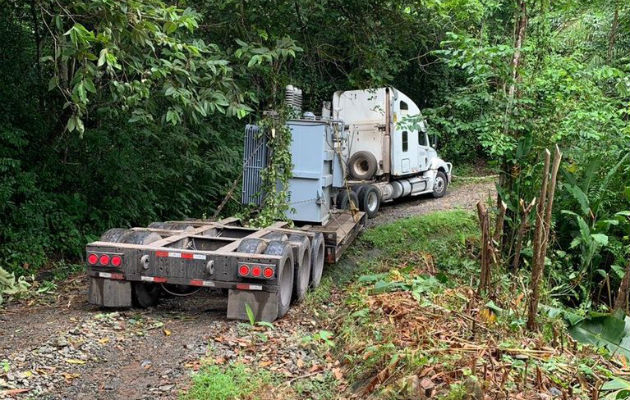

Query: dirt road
left=0, top=180, right=495, bottom=399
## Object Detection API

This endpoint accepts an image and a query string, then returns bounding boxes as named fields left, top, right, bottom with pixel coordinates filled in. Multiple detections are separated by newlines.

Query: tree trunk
left=512, top=197, right=536, bottom=271
left=526, top=150, right=551, bottom=331
left=30, top=0, right=43, bottom=110
left=527, top=147, right=562, bottom=331
left=614, top=261, right=630, bottom=313
left=507, top=0, right=528, bottom=102
left=477, top=202, right=491, bottom=295
left=608, top=0, right=619, bottom=62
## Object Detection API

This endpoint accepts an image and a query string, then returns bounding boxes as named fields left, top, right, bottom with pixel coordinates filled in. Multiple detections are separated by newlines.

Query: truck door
left=391, top=100, right=419, bottom=176
left=417, top=130, right=430, bottom=172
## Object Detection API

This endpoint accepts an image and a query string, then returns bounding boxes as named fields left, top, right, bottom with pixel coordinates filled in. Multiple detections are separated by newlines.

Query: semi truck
left=85, top=87, right=452, bottom=321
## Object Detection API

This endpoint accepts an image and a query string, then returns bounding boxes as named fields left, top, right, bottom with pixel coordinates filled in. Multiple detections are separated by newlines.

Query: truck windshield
left=418, top=132, right=427, bottom=146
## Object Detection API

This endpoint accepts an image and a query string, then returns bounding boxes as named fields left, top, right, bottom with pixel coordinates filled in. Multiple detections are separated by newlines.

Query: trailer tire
left=237, top=238, right=267, bottom=254
left=132, top=283, right=161, bottom=308
left=288, top=234, right=312, bottom=303
left=118, top=231, right=162, bottom=308
left=100, top=228, right=131, bottom=243
left=264, top=241, right=294, bottom=319
left=263, top=232, right=289, bottom=242
left=148, top=222, right=194, bottom=231
left=359, top=185, right=381, bottom=218
left=336, top=190, right=359, bottom=211
left=310, top=233, right=325, bottom=288
left=348, top=151, right=377, bottom=180
left=120, top=231, right=163, bottom=245
left=432, top=171, right=448, bottom=198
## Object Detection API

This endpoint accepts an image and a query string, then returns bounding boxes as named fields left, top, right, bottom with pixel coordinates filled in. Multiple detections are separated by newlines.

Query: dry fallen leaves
left=63, top=372, right=80, bottom=383
left=64, top=359, right=86, bottom=365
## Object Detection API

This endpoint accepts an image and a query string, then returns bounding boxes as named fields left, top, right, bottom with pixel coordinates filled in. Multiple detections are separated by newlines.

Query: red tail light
left=251, top=266, right=261, bottom=277
left=111, top=255, right=122, bottom=267
left=239, top=264, right=249, bottom=276
left=88, top=254, right=98, bottom=265
left=263, top=267, right=274, bottom=278
left=99, top=254, right=110, bottom=265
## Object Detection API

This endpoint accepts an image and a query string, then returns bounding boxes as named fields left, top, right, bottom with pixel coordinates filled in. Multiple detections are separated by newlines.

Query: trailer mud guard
left=226, top=289, right=278, bottom=322
left=88, top=277, right=132, bottom=308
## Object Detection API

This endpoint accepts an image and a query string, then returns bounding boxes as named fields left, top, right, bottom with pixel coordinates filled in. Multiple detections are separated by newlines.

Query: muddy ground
left=0, top=180, right=495, bottom=399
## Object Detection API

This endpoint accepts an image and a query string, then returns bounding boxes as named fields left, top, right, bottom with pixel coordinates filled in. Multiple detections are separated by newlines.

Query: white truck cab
left=331, top=87, right=452, bottom=215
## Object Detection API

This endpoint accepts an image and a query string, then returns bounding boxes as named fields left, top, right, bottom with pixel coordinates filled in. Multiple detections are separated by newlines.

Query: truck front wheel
left=432, top=171, right=448, bottom=198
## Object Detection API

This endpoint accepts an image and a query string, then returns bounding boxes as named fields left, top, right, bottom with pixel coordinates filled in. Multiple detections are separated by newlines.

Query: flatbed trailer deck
left=86, top=211, right=365, bottom=321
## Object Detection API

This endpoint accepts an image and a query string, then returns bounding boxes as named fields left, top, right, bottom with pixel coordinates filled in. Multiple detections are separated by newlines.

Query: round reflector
left=263, top=267, right=274, bottom=278
left=99, top=254, right=110, bottom=265
left=239, top=265, right=249, bottom=276
left=111, top=255, right=122, bottom=267
left=87, top=254, right=98, bottom=265
left=252, top=266, right=261, bottom=277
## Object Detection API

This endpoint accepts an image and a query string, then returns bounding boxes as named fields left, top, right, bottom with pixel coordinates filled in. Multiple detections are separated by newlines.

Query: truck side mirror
left=432, top=135, right=438, bottom=149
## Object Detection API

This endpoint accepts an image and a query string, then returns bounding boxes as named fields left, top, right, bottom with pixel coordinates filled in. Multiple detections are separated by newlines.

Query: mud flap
left=88, top=277, right=132, bottom=308
left=226, top=289, right=278, bottom=322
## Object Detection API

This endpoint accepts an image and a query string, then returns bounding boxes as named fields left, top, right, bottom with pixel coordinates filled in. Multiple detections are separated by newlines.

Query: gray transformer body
left=285, top=120, right=345, bottom=224
left=241, top=119, right=346, bottom=225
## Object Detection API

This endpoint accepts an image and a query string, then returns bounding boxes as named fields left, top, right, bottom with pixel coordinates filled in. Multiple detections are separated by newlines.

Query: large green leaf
left=567, top=311, right=630, bottom=359
left=566, top=184, right=591, bottom=216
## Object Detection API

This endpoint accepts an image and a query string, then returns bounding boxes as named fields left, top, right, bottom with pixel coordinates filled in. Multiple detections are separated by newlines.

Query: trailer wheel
left=100, top=228, right=131, bottom=243
left=148, top=222, right=194, bottom=231
left=264, top=241, right=294, bottom=319
left=336, top=190, right=359, bottom=211
left=237, top=238, right=267, bottom=254
left=359, top=185, right=381, bottom=218
left=348, top=151, right=377, bottom=180
left=132, top=283, right=161, bottom=308
left=310, top=233, right=325, bottom=288
left=120, top=231, right=163, bottom=245
left=119, top=231, right=162, bottom=308
left=263, top=232, right=289, bottom=242
left=432, top=171, right=448, bottom=198
left=288, top=234, right=312, bottom=303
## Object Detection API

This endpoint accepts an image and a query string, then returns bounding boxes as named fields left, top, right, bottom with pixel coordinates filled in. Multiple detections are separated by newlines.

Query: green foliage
left=248, top=109, right=295, bottom=227
left=0, top=266, right=30, bottom=305
left=601, top=378, right=630, bottom=400
left=244, top=303, right=255, bottom=326
left=546, top=305, right=630, bottom=360
left=182, top=362, right=271, bottom=400
left=46, top=0, right=253, bottom=133
left=361, top=210, right=478, bottom=276
left=566, top=311, right=630, bottom=360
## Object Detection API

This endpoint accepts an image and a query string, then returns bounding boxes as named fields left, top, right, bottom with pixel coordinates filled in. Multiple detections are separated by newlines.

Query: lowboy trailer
left=86, top=212, right=365, bottom=322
